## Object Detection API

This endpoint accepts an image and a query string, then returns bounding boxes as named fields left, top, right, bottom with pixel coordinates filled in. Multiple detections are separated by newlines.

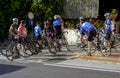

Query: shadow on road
left=43, top=58, right=67, bottom=64
left=0, top=64, right=26, bottom=75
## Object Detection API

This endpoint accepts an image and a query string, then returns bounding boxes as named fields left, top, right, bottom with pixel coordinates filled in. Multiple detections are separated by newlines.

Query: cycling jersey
left=104, top=18, right=112, bottom=31
left=34, top=25, right=41, bottom=37
left=17, top=25, right=27, bottom=39
left=53, top=20, right=63, bottom=33
left=104, top=18, right=112, bottom=40
left=80, top=22, right=96, bottom=41
left=45, top=26, right=52, bottom=37
left=105, top=18, right=112, bottom=27
left=80, top=22, right=95, bottom=35
left=9, top=24, right=18, bottom=35
left=9, top=23, right=18, bottom=41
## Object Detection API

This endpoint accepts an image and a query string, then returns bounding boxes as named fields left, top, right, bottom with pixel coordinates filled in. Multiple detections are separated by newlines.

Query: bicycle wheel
left=6, top=42, right=15, bottom=61
left=0, top=41, right=9, bottom=56
left=111, top=35, right=120, bottom=53
left=61, top=37, right=70, bottom=51
left=99, top=41, right=111, bottom=57
left=18, top=42, right=33, bottom=58
left=83, top=41, right=96, bottom=54
left=33, top=40, right=42, bottom=55
left=48, top=39, right=58, bottom=55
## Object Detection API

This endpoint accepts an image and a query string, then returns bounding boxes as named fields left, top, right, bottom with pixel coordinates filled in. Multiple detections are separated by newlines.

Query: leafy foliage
left=0, top=0, right=64, bottom=39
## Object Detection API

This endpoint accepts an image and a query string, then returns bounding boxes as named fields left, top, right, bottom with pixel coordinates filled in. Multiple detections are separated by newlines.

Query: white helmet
left=104, top=12, right=110, bottom=17
left=54, top=15, right=61, bottom=20
left=12, top=18, right=18, bottom=22
left=79, top=16, right=84, bottom=21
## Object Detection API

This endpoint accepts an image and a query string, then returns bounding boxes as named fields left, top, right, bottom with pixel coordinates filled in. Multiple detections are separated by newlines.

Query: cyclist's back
left=34, top=21, right=41, bottom=40
left=52, top=15, right=63, bottom=37
left=80, top=22, right=95, bottom=34
left=53, top=20, right=62, bottom=33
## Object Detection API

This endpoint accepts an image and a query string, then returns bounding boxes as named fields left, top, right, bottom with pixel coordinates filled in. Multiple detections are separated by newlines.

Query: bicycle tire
left=99, top=41, right=111, bottom=57
left=17, top=42, right=33, bottom=58
left=6, top=42, right=16, bottom=61
left=83, top=41, right=96, bottom=54
left=0, top=41, right=9, bottom=56
left=33, top=40, right=42, bottom=55
left=111, top=35, right=120, bottom=53
left=61, top=37, right=70, bottom=51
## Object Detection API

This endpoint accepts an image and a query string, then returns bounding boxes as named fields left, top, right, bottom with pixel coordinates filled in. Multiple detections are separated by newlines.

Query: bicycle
left=3, top=37, right=34, bottom=61
left=78, top=28, right=109, bottom=56
left=48, top=31, right=70, bottom=55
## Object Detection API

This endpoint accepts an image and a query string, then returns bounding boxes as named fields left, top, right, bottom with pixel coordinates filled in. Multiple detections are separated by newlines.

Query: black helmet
left=20, top=20, right=25, bottom=24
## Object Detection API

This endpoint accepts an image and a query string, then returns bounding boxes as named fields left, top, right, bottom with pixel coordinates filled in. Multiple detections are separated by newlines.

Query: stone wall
left=63, top=0, right=99, bottom=19
left=115, top=21, right=120, bottom=34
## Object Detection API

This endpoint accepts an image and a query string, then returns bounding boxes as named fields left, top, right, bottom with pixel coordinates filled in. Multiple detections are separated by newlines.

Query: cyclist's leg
left=56, top=33, right=62, bottom=51
left=37, top=35, right=42, bottom=48
left=18, top=38, right=26, bottom=56
left=13, top=39, right=20, bottom=58
left=103, top=31, right=111, bottom=50
left=100, top=31, right=111, bottom=57
left=87, top=30, right=97, bottom=56
left=80, top=35, right=84, bottom=47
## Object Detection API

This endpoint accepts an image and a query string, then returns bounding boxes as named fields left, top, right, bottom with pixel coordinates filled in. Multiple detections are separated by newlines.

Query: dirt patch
left=70, top=52, right=120, bottom=63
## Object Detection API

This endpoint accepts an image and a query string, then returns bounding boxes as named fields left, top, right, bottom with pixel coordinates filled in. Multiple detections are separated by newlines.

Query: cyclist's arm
left=61, top=21, right=64, bottom=32
left=9, top=26, right=16, bottom=36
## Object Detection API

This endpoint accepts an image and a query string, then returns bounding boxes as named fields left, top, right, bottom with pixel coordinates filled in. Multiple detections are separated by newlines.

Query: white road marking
left=43, top=63, right=120, bottom=73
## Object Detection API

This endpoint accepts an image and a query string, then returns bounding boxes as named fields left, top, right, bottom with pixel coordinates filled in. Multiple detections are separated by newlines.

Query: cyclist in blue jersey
left=52, top=15, right=63, bottom=39
left=79, top=16, right=85, bottom=47
left=80, top=18, right=97, bottom=56
left=104, top=12, right=112, bottom=40
left=34, top=21, right=41, bottom=40
left=102, top=12, right=112, bottom=52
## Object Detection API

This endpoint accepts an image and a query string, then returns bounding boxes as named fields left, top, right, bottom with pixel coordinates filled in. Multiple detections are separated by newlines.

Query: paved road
left=1, top=46, right=120, bottom=78
left=1, top=60, right=120, bottom=78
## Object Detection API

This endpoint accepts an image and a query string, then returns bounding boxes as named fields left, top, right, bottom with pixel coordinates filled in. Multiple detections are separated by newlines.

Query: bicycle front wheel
left=83, top=42, right=96, bottom=54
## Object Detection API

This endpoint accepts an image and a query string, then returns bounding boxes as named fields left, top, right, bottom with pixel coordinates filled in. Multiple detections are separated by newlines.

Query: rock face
left=64, top=0, right=99, bottom=19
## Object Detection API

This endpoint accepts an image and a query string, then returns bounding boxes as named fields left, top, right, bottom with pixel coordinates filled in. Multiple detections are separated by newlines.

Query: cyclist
left=52, top=15, right=64, bottom=51
left=102, top=12, right=112, bottom=52
left=79, top=16, right=85, bottom=47
left=9, top=18, right=19, bottom=58
left=34, top=21, right=41, bottom=40
left=44, top=20, right=53, bottom=42
left=52, top=15, right=64, bottom=39
left=34, top=21, right=42, bottom=50
left=9, top=18, right=19, bottom=41
left=80, top=18, right=97, bottom=56
left=16, top=20, right=27, bottom=56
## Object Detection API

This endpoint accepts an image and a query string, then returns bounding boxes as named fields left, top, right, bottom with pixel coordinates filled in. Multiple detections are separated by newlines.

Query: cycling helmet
left=104, top=12, right=110, bottom=17
left=20, top=20, right=25, bottom=24
left=54, top=15, right=61, bottom=20
left=79, top=16, right=84, bottom=21
left=12, top=18, right=18, bottom=22
left=54, top=15, right=58, bottom=19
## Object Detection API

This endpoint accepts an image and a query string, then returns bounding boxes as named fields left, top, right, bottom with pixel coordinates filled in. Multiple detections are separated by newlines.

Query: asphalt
left=1, top=45, right=120, bottom=73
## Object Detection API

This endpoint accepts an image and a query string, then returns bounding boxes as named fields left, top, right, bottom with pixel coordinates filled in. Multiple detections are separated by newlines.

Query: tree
left=0, top=0, right=64, bottom=39
left=31, top=0, right=64, bottom=21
